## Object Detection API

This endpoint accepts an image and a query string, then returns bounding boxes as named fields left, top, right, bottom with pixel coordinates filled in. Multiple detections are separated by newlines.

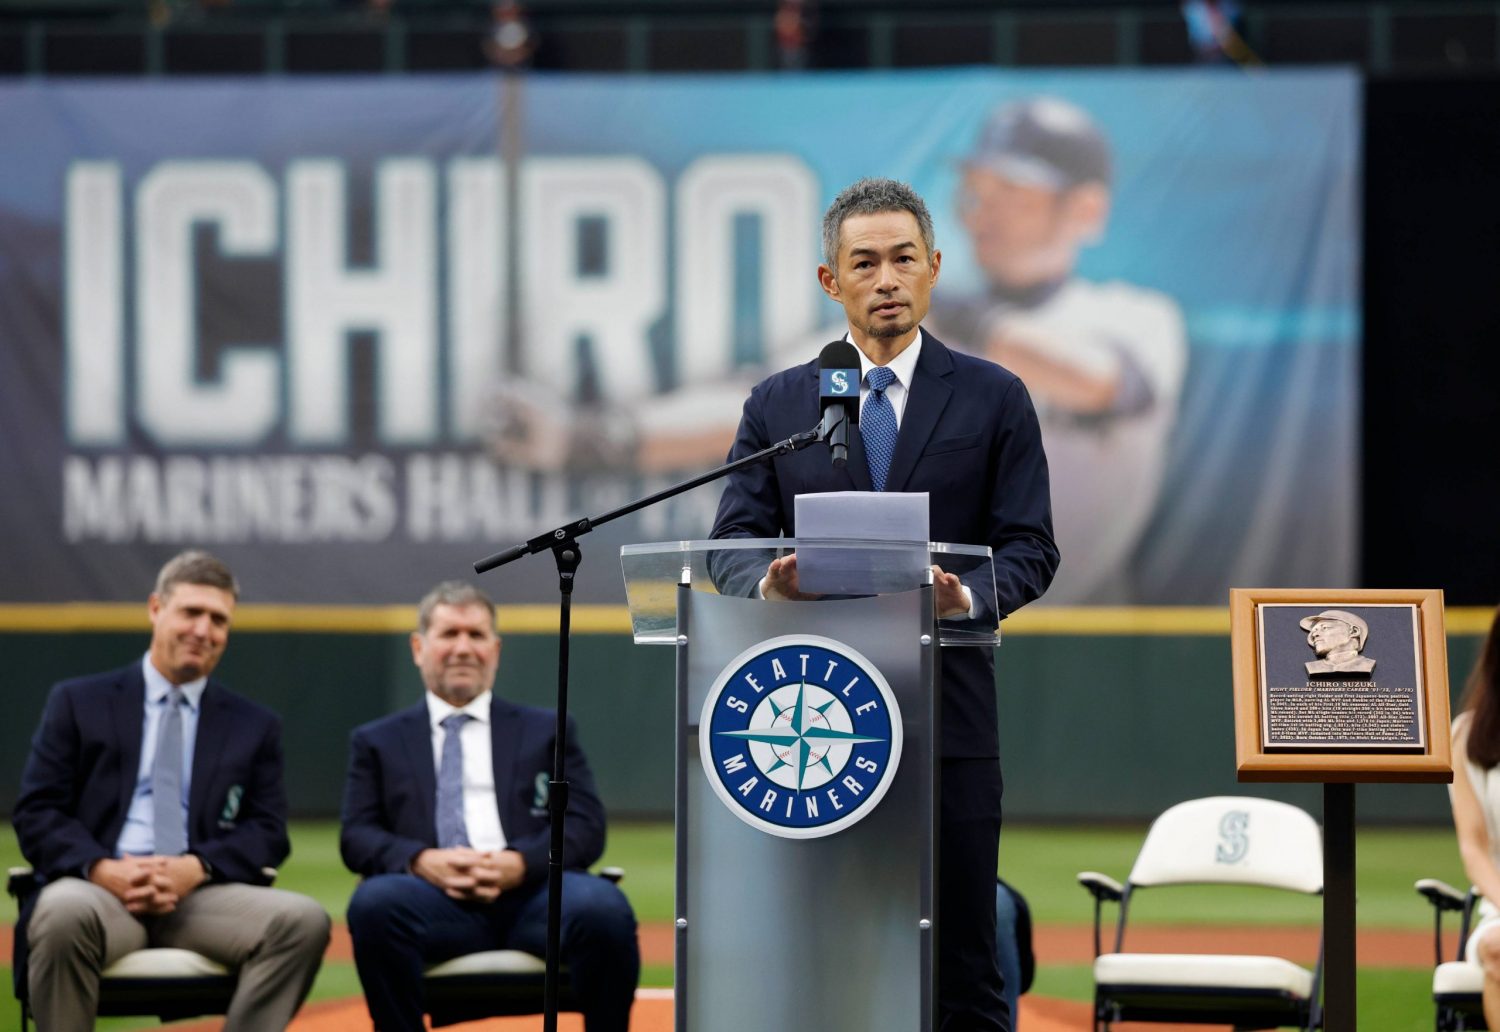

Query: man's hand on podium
left=932, top=565, right=972, bottom=619
left=759, top=553, right=823, bottom=602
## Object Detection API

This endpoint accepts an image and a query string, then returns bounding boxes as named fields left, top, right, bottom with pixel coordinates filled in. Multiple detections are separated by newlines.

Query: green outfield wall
left=0, top=606, right=1489, bottom=824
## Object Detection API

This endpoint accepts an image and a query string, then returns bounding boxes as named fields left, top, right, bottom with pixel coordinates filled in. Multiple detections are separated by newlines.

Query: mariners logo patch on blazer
left=700, top=635, right=902, bottom=839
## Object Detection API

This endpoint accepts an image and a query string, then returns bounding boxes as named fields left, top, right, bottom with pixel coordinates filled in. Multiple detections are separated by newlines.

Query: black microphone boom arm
left=474, top=423, right=821, bottom=569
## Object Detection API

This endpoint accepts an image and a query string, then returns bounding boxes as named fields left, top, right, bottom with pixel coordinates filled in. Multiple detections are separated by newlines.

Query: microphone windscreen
left=818, top=340, right=862, bottom=406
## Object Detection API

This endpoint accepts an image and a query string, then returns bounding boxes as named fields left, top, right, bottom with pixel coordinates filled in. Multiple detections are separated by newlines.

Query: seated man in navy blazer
left=340, top=580, right=639, bottom=1032
left=12, top=550, right=331, bottom=1031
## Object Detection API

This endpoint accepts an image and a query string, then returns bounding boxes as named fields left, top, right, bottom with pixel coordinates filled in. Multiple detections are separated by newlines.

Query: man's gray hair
left=417, top=580, right=497, bottom=634
left=821, top=177, right=937, bottom=270
left=154, top=549, right=239, bottom=600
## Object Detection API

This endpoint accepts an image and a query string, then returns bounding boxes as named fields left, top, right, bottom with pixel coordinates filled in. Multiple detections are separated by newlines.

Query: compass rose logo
left=700, top=634, right=902, bottom=839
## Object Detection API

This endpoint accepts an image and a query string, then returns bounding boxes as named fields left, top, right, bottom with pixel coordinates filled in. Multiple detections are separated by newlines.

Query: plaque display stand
left=1230, top=587, right=1452, bottom=1032
left=621, top=538, right=996, bottom=1032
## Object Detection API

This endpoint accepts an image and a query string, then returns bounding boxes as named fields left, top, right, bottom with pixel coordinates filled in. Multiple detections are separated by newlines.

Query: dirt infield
left=1, top=920, right=1437, bottom=1031
left=1032, top=923, right=1434, bottom=968
left=179, top=989, right=1101, bottom=1032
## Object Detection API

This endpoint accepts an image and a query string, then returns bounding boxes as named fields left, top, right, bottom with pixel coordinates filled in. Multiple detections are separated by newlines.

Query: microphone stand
left=472, top=421, right=824, bottom=1032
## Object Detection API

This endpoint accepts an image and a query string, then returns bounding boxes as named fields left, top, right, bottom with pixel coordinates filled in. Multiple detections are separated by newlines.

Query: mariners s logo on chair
left=700, top=635, right=903, bottom=839
left=1215, top=809, right=1250, bottom=864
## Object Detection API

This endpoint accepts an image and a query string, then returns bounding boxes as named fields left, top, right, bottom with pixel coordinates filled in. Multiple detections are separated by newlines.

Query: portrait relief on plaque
left=1256, top=603, right=1426, bottom=751
left=1301, top=609, right=1377, bottom=677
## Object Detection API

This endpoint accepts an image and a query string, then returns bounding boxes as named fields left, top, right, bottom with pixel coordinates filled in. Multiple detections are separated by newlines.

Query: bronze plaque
left=1256, top=603, right=1425, bottom=751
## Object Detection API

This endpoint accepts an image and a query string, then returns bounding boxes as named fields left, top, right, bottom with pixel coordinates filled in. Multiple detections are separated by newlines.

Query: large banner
left=0, top=69, right=1359, bottom=605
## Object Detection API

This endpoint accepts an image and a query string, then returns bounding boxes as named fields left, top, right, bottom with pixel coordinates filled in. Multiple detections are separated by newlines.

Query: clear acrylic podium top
left=619, top=538, right=998, bottom=647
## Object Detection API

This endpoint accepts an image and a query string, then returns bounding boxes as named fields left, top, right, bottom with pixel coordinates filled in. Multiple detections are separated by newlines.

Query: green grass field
left=0, top=820, right=1472, bottom=1031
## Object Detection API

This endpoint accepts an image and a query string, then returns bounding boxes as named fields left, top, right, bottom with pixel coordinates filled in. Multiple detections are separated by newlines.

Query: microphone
left=818, top=340, right=861, bottom=469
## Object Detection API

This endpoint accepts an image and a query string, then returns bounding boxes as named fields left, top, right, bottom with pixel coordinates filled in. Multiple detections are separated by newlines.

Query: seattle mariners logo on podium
left=700, top=634, right=903, bottom=839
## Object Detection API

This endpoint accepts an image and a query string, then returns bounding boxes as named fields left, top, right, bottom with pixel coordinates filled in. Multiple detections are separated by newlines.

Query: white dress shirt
left=425, top=690, right=506, bottom=851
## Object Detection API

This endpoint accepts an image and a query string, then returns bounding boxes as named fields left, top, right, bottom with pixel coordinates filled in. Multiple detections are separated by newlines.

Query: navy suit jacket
left=11, top=663, right=290, bottom=994
left=13, top=663, right=290, bottom=885
left=339, top=695, right=606, bottom=889
left=710, top=333, right=1059, bottom=758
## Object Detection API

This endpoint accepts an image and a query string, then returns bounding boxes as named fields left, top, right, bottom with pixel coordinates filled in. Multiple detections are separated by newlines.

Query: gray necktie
left=436, top=713, right=472, bottom=848
left=152, top=687, right=187, bottom=856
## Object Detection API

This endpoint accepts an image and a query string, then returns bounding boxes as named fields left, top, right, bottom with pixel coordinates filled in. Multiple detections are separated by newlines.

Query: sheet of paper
left=793, top=491, right=930, bottom=595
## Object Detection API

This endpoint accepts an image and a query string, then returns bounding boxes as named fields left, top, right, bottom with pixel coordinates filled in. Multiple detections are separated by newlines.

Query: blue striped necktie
left=436, top=713, right=472, bottom=848
left=862, top=365, right=898, bottom=491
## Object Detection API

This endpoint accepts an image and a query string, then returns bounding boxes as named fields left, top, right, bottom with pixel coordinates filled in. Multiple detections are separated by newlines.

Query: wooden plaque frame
left=1231, top=588, right=1452, bottom=783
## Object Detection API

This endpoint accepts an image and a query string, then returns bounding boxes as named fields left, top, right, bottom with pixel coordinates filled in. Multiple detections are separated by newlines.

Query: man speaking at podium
left=710, top=178, right=1058, bottom=1031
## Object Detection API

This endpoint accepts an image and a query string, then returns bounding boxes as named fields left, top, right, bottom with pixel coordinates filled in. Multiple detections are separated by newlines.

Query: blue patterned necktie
left=152, top=687, right=187, bottom=856
left=436, top=713, right=472, bottom=848
left=862, top=365, right=899, bottom=491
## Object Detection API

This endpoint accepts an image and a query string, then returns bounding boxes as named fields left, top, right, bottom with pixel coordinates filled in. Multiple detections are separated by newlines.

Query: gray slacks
left=26, top=878, right=330, bottom=1032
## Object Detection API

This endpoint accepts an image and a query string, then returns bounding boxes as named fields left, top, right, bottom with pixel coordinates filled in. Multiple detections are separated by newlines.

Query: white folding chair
left=1416, top=877, right=1488, bottom=1030
left=1077, top=796, right=1324, bottom=1031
